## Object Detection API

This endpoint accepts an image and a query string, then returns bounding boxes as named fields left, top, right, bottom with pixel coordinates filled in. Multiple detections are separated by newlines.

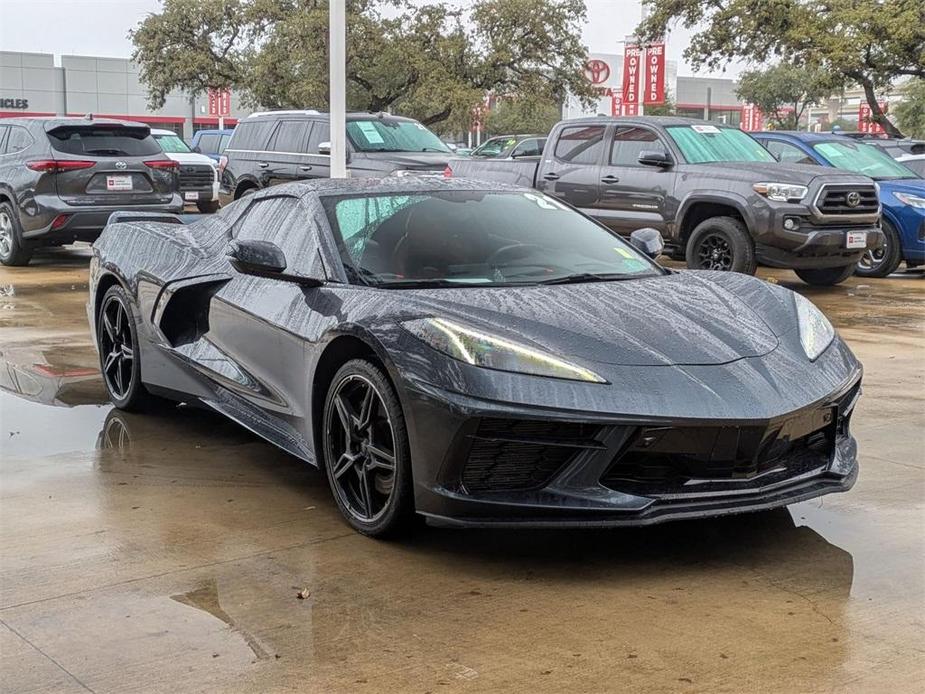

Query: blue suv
left=751, top=131, right=925, bottom=277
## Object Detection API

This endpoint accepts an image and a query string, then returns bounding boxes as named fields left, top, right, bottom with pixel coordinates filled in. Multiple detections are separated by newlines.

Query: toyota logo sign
left=585, top=59, right=611, bottom=85
left=846, top=191, right=861, bottom=207
left=114, top=161, right=127, bottom=170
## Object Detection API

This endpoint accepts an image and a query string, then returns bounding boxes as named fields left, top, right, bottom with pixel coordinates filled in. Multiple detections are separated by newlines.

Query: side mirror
left=227, top=239, right=287, bottom=275
left=629, top=227, right=664, bottom=259
left=638, top=150, right=673, bottom=168
left=317, top=141, right=331, bottom=155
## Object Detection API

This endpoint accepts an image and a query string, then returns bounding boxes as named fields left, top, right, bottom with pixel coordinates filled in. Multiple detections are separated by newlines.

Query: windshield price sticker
left=691, top=124, right=721, bottom=134
left=356, top=121, right=385, bottom=144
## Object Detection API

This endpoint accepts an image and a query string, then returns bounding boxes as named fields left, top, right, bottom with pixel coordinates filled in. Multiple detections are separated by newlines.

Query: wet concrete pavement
left=1, top=247, right=923, bottom=693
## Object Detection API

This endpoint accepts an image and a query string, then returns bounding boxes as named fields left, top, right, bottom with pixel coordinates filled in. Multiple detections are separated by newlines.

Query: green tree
left=894, top=79, right=925, bottom=139
left=642, top=89, right=675, bottom=117
left=484, top=96, right=561, bottom=136
left=736, top=63, right=838, bottom=130
left=131, top=0, right=595, bottom=129
left=636, top=0, right=925, bottom=137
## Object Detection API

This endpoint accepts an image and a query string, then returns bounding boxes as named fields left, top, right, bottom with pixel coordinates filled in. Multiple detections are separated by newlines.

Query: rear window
left=48, top=126, right=161, bottom=157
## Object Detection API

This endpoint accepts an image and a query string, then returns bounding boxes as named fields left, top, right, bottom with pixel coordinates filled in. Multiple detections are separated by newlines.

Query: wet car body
left=87, top=178, right=861, bottom=529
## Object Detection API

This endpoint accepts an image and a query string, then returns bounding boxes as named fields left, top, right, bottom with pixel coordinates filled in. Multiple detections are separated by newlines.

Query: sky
left=0, top=0, right=746, bottom=78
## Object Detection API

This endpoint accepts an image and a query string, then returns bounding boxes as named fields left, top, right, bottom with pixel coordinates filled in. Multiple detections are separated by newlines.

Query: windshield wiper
left=535, top=272, right=636, bottom=285
left=378, top=278, right=461, bottom=288
left=420, top=147, right=447, bottom=152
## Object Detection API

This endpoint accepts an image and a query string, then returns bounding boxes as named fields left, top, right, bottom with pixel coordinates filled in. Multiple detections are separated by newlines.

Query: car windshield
left=323, top=191, right=663, bottom=288
left=346, top=119, right=450, bottom=153
left=47, top=126, right=162, bottom=157
left=471, top=137, right=516, bottom=158
left=813, top=141, right=918, bottom=180
left=666, top=124, right=776, bottom=164
left=154, top=133, right=192, bottom=153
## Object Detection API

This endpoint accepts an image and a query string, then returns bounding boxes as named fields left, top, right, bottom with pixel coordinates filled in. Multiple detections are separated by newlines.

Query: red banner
left=741, top=104, right=764, bottom=132
left=858, top=102, right=887, bottom=134
left=643, top=42, right=666, bottom=105
left=621, top=45, right=642, bottom=116
left=208, top=88, right=231, bottom=117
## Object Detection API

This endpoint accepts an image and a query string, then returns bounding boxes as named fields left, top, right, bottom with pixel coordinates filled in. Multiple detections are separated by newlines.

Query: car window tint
left=47, top=127, right=160, bottom=156
left=609, top=127, right=659, bottom=166
left=554, top=125, right=605, bottom=164
left=218, top=134, right=232, bottom=153
left=765, top=140, right=817, bottom=165
left=269, top=120, right=309, bottom=153
left=229, top=120, right=273, bottom=150
left=512, top=139, right=543, bottom=157
left=198, top=133, right=219, bottom=152
left=6, top=126, right=33, bottom=153
left=232, top=196, right=320, bottom=274
left=0, top=126, right=9, bottom=154
left=306, top=121, right=330, bottom=153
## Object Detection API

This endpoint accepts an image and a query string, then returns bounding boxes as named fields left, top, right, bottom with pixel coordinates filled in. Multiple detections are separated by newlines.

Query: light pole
left=329, top=0, right=347, bottom=178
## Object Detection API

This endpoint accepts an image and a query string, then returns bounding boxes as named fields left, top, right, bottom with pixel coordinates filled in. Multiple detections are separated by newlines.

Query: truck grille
left=178, top=164, right=215, bottom=189
left=815, top=184, right=878, bottom=215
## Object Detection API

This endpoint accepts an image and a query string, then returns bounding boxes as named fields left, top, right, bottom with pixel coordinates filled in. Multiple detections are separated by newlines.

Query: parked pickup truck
left=448, top=116, right=884, bottom=285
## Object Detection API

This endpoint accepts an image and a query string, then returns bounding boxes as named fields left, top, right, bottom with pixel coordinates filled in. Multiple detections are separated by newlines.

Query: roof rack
left=247, top=109, right=321, bottom=118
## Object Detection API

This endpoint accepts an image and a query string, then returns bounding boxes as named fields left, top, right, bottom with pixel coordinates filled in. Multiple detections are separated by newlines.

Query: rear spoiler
left=46, top=121, right=151, bottom=137
left=106, top=211, right=185, bottom=226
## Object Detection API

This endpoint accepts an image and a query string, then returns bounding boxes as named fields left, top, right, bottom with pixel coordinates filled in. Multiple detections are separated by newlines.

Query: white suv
left=151, top=129, right=220, bottom=213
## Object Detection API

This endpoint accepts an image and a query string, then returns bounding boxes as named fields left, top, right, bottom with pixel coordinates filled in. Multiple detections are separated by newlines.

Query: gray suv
left=0, top=117, right=183, bottom=266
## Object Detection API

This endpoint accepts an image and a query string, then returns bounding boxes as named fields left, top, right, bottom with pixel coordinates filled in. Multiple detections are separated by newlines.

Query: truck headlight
left=753, top=182, right=809, bottom=203
left=794, top=293, right=834, bottom=360
left=402, top=317, right=606, bottom=383
left=895, top=192, right=925, bottom=209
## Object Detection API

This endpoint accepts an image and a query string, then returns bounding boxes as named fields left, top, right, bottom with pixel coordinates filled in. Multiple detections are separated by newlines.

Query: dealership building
left=0, top=51, right=250, bottom=138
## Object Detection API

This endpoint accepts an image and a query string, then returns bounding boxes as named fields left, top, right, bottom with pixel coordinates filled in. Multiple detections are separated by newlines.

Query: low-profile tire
left=685, top=216, right=757, bottom=274
left=794, top=264, right=855, bottom=286
left=855, top=219, right=902, bottom=278
left=322, top=358, right=415, bottom=538
left=237, top=186, right=257, bottom=200
left=96, top=285, right=157, bottom=411
left=196, top=199, right=220, bottom=214
left=0, top=201, right=33, bottom=267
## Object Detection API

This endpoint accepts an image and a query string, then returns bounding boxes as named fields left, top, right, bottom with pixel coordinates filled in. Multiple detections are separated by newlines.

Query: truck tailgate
left=448, top=157, right=540, bottom=187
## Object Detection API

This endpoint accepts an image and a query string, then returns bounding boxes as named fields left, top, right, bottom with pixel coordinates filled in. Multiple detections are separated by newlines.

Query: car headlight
left=794, top=293, right=835, bottom=360
left=402, top=317, right=606, bottom=383
left=895, top=192, right=925, bottom=209
left=753, top=182, right=809, bottom=203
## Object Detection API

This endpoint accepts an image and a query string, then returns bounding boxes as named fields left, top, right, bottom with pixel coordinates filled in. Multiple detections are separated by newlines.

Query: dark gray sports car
left=88, top=178, right=861, bottom=536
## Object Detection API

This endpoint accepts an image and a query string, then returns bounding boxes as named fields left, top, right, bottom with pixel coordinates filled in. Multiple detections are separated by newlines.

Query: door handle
left=257, top=162, right=269, bottom=168
left=543, top=172, right=560, bottom=181
left=298, top=165, right=313, bottom=172
left=601, top=175, right=620, bottom=184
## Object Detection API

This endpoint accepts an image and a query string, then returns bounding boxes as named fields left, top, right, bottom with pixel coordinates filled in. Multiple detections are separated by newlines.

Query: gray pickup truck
left=448, top=116, right=884, bottom=285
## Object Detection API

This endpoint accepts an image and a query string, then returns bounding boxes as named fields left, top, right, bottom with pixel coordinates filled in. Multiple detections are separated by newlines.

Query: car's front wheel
left=794, top=264, right=855, bottom=286
left=0, top=201, right=33, bottom=267
left=196, top=200, right=220, bottom=214
left=686, top=216, right=757, bottom=274
left=322, top=359, right=414, bottom=537
left=855, top=219, right=902, bottom=278
left=97, top=285, right=156, bottom=411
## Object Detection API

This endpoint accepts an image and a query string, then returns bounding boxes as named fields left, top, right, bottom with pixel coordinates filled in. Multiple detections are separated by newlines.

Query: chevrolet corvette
left=88, top=179, right=861, bottom=536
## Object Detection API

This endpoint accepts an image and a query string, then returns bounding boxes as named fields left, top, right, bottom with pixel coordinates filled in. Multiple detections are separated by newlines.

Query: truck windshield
left=666, top=125, right=776, bottom=164
left=154, top=133, right=192, bottom=154
left=346, top=119, right=450, bottom=153
left=813, top=141, right=918, bottom=180
left=323, top=191, right=663, bottom=288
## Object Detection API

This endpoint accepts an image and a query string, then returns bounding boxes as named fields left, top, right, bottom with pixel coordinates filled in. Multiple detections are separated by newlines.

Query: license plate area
left=184, top=191, right=199, bottom=201
left=106, top=175, right=133, bottom=191
left=846, top=231, right=867, bottom=249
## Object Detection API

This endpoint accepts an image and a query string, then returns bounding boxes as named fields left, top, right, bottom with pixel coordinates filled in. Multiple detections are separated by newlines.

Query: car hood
left=355, top=150, right=452, bottom=171
left=879, top=178, right=925, bottom=196
left=686, top=161, right=863, bottom=184
left=398, top=272, right=784, bottom=367
left=164, top=152, right=216, bottom=167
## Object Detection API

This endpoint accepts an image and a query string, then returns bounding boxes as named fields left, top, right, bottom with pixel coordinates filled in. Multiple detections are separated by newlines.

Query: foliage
left=736, top=63, right=839, bottom=129
left=484, top=97, right=561, bottom=136
left=642, top=89, right=675, bottom=117
left=131, top=0, right=596, bottom=128
left=894, top=79, right=925, bottom=139
left=637, top=0, right=925, bottom=137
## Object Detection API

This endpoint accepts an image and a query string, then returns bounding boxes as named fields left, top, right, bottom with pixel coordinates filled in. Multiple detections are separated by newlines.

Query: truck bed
left=447, top=156, right=540, bottom=187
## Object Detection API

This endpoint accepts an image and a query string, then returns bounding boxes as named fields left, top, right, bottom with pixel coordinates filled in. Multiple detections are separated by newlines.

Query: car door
left=595, top=125, right=676, bottom=235
left=535, top=124, right=605, bottom=213
left=298, top=119, right=331, bottom=179
left=263, top=120, right=311, bottom=187
left=197, top=194, right=329, bottom=460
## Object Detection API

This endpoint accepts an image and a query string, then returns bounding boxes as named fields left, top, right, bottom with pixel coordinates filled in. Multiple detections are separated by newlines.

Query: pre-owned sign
left=643, top=42, right=665, bottom=105
left=621, top=45, right=642, bottom=116
left=0, top=98, right=29, bottom=109
left=207, top=89, right=231, bottom=117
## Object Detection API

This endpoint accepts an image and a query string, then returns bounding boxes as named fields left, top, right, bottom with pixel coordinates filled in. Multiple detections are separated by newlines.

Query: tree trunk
left=421, top=106, right=453, bottom=126
left=859, top=77, right=903, bottom=138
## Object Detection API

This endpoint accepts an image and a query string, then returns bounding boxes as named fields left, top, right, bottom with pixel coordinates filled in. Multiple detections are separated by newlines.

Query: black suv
left=0, top=117, right=182, bottom=266
left=219, top=110, right=453, bottom=205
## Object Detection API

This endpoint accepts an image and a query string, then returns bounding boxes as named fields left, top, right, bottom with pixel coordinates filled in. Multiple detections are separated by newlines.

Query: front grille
left=462, top=419, right=601, bottom=493
left=601, top=408, right=837, bottom=496
left=179, top=164, right=215, bottom=189
left=815, top=184, right=878, bottom=215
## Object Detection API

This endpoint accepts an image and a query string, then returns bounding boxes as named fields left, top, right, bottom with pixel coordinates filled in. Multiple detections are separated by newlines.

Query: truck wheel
left=855, top=219, right=902, bottom=278
left=794, top=264, right=855, bottom=286
left=0, top=202, right=33, bottom=267
left=686, top=217, right=757, bottom=274
left=196, top=200, right=220, bottom=214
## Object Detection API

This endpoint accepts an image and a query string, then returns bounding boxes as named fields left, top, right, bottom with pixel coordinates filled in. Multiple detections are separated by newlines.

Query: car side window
left=765, top=140, right=817, bottom=166
left=6, top=126, right=33, bottom=154
left=512, top=139, right=542, bottom=157
left=306, top=121, right=330, bottom=153
left=553, top=125, right=606, bottom=164
left=609, top=126, right=661, bottom=166
left=268, top=120, right=309, bottom=153
left=232, top=196, right=322, bottom=276
left=198, top=133, right=219, bottom=152
left=0, top=126, right=9, bottom=154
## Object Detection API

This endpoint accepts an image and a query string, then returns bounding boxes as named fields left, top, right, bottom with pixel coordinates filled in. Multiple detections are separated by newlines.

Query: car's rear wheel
left=0, top=202, right=33, bottom=267
left=97, top=285, right=156, bottom=411
left=686, top=216, right=757, bottom=274
left=855, top=219, right=902, bottom=278
left=322, top=359, right=414, bottom=537
left=196, top=200, right=220, bottom=214
left=794, top=264, right=855, bottom=286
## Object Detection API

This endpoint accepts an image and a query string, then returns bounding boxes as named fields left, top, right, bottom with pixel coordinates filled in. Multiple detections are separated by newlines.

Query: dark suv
left=219, top=110, right=453, bottom=205
left=0, top=117, right=182, bottom=266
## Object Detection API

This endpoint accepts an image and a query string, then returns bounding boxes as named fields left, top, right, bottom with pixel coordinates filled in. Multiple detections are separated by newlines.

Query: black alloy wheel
left=96, top=285, right=156, bottom=410
left=695, top=233, right=734, bottom=271
left=855, top=219, right=902, bottom=278
left=685, top=216, right=757, bottom=274
left=322, top=359, right=413, bottom=537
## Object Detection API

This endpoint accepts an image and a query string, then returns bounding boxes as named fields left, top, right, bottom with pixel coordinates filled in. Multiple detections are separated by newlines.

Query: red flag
left=741, top=104, right=764, bottom=131
left=643, top=42, right=665, bottom=105
left=621, top=45, right=642, bottom=116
